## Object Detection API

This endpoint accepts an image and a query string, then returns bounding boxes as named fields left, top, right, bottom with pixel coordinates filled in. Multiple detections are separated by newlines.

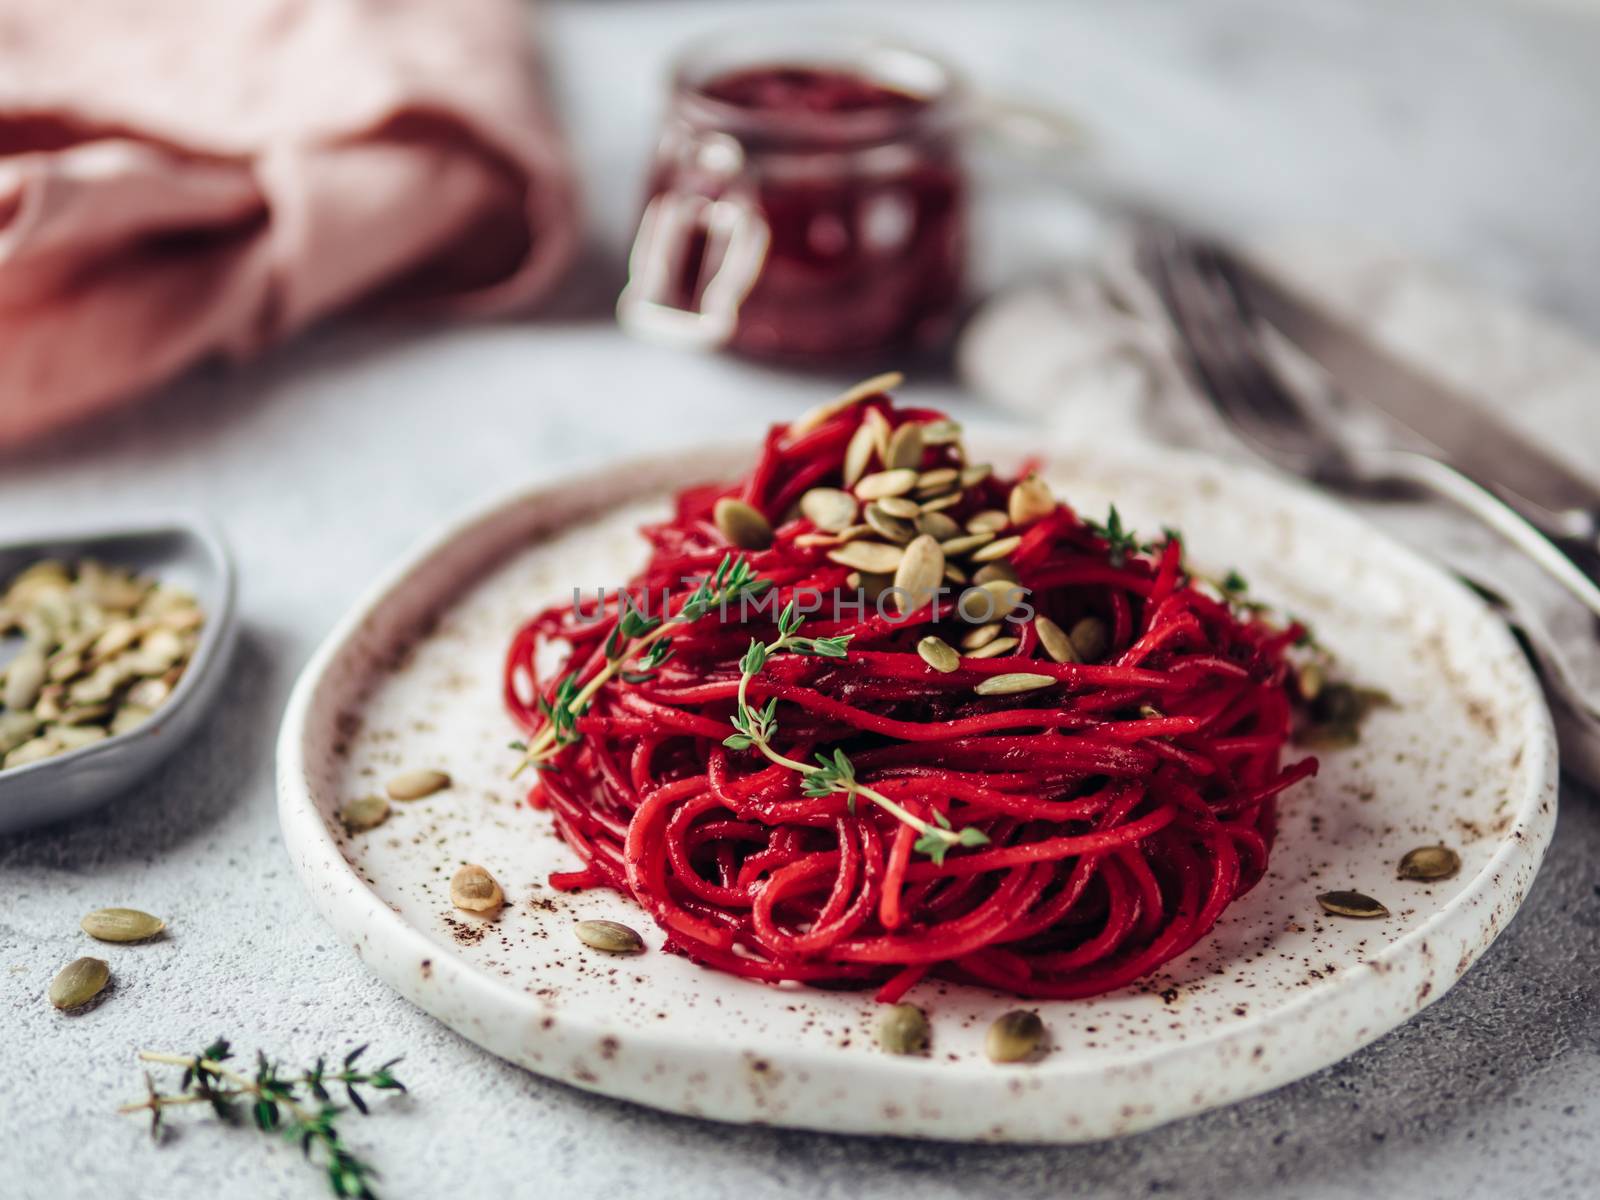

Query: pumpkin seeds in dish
left=855, top=468, right=919, bottom=501
left=827, top=541, right=905, bottom=575
left=843, top=421, right=878, bottom=487
left=915, top=467, right=960, bottom=495
left=788, top=371, right=903, bottom=436
left=970, top=535, right=1022, bottom=564
left=575, top=919, right=645, bottom=954
left=1068, top=616, right=1110, bottom=663
left=81, top=907, right=165, bottom=943
left=864, top=504, right=917, bottom=545
left=885, top=422, right=925, bottom=470
left=938, top=533, right=995, bottom=558
left=800, top=487, right=859, bottom=533
left=339, top=795, right=390, bottom=834
left=1034, top=615, right=1078, bottom=664
left=966, top=510, right=1009, bottom=535
left=914, top=510, right=960, bottom=541
left=893, top=536, right=946, bottom=613
left=1007, top=473, right=1055, bottom=526
left=875, top=495, right=922, bottom=520
left=918, top=491, right=964, bottom=513
left=965, top=637, right=1020, bottom=660
left=960, top=621, right=1004, bottom=651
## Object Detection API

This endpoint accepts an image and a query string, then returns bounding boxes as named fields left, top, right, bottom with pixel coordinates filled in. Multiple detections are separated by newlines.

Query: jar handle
left=617, top=131, right=771, bottom=349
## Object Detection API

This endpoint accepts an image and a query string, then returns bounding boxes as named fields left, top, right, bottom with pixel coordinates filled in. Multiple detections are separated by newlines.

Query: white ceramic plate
left=277, top=439, right=1556, bottom=1142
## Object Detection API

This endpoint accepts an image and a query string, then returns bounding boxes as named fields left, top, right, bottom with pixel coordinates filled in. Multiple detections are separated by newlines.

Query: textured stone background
left=4, top=2, right=1600, bottom=1197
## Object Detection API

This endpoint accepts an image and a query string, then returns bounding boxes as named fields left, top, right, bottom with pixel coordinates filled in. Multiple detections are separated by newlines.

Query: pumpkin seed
left=800, top=487, right=859, bottom=533
left=788, top=371, right=903, bottom=436
left=985, top=1009, right=1045, bottom=1063
left=919, top=490, right=964, bottom=513
left=0, top=712, right=40, bottom=755
left=91, top=619, right=142, bottom=661
left=863, top=406, right=893, bottom=460
left=126, top=677, right=172, bottom=710
left=921, top=419, right=963, bottom=445
left=1316, top=890, right=1389, bottom=919
left=916, top=467, right=960, bottom=494
left=843, top=420, right=878, bottom=488
left=450, top=863, right=503, bottom=912
left=1035, top=615, right=1078, bottom=664
left=914, top=511, right=960, bottom=541
left=885, top=422, right=925, bottom=470
left=1069, top=616, right=1110, bottom=663
left=966, top=510, right=1009, bottom=535
left=875, top=495, right=921, bottom=519
left=975, top=672, right=1056, bottom=696
left=960, top=622, right=1004, bottom=651
left=713, top=497, right=774, bottom=550
left=109, top=706, right=152, bottom=737
left=943, top=563, right=969, bottom=586
left=1008, top=473, right=1055, bottom=526
left=828, top=541, right=905, bottom=574
left=4, top=645, right=47, bottom=712
left=972, top=560, right=1018, bottom=586
left=1398, top=845, right=1460, bottom=882
left=966, top=637, right=1020, bottom=660
left=960, top=463, right=993, bottom=489
left=81, top=907, right=165, bottom=943
left=339, top=795, right=390, bottom=834
left=970, top=535, right=1022, bottom=564
left=53, top=725, right=106, bottom=752
left=917, top=636, right=960, bottom=674
left=1298, top=661, right=1326, bottom=703
left=864, top=504, right=917, bottom=545
left=892, top=536, right=946, bottom=614
left=5, top=736, right=61, bottom=768
left=386, top=768, right=452, bottom=802
left=877, top=1003, right=930, bottom=1055
left=575, top=918, right=645, bottom=954
left=959, top=580, right=1027, bottom=623
left=794, top=533, right=841, bottom=549
left=939, top=533, right=995, bottom=558
left=49, top=956, right=110, bottom=1010
left=855, top=468, right=918, bottom=501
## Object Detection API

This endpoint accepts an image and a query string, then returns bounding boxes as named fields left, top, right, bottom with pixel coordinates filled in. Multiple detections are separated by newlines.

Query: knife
left=1227, top=254, right=1600, bottom=544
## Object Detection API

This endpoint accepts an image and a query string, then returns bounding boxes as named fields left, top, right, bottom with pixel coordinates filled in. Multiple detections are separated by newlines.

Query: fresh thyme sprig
left=723, top=601, right=989, bottom=865
left=514, top=553, right=770, bottom=774
left=119, top=1039, right=405, bottom=1199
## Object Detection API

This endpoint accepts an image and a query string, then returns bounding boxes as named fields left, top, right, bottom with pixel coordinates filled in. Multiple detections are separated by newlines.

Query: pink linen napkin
left=0, top=0, right=580, bottom=446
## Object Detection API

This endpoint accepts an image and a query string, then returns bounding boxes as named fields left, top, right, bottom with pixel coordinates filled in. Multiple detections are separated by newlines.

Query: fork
left=1134, top=222, right=1600, bottom=729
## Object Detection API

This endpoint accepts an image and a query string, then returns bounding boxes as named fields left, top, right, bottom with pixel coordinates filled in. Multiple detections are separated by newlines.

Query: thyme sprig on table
left=119, top=1039, right=405, bottom=1199
left=724, top=600, right=990, bottom=865
left=514, top=553, right=771, bottom=774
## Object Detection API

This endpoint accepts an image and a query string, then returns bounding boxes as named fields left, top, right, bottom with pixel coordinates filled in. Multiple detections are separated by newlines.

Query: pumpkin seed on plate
left=827, top=541, right=905, bottom=574
left=959, top=580, right=1027, bottom=623
left=970, top=535, right=1022, bottom=563
left=800, top=487, right=859, bottom=533
left=49, top=956, right=110, bottom=1010
left=921, top=419, right=963, bottom=445
left=972, top=560, right=1018, bottom=586
left=985, top=1009, right=1045, bottom=1063
left=713, top=498, right=774, bottom=550
left=974, top=672, right=1056, bottom=696
left=855, top=468, right=919, bottom=501
left=1034, top=615, right=1078, bottom=664
left=959, top=463, right=993, bottom=489
left=81, top=907, right=165, bottom=943
left=915, top=467, right=960, bottom=494
left=1397, top=845, right=1460, bottom=881
left=843, top=421, right=878, bottom=488
left=5, top=736, right=61, bottom=768
left=3, top=645, right=47, bottom=712
left=943, top=562, right=969, bottom=587
left=0, top=712, right=40, bottom=755
left=877, top=1003, right=930, bottom=1055
left=875, top=495, right=921, bottom=519
left=966, top=510, right=1009, bottom=535
left=450, top=863, right=504, bottom=912
left=575, top=919, right=645, bottom=954
left=1316, top=890, right=1389, bottom=919
left=918, top=491, right=964, bottom=513
left=960, top=621, right=1004, bottom=651
left=339, top=795, right=390, bottom=834
left=917, top=636, right=960, bottom=674
left=939, top=533, right=995, bottom=558
left=386, top=768, right=452, bottom=802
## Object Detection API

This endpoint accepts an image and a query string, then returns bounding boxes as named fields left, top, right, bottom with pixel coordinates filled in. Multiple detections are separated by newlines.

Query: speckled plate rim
left=276, top=438, right=1557, bottom=1143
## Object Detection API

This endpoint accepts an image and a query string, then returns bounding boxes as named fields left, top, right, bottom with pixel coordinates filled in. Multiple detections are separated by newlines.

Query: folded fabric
left=0, top=0, right=579, bottom=446
left=959, top=230, right=1600, bottom=784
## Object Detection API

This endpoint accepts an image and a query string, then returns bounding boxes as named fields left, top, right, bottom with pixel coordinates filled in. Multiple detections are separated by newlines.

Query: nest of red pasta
left=506, top=375, right=1318, bottom=1002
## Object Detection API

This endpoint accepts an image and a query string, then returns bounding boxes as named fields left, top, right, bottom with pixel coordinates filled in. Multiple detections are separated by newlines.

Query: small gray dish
left=0, top=516, right=236, bottom=834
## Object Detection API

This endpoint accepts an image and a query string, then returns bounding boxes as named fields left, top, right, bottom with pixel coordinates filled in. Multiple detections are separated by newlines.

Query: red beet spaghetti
left=505, top=377, right=1317, bottom=1001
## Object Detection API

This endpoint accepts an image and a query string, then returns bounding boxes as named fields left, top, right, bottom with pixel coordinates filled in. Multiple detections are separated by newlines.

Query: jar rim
left=668, top=24, right=968, bottom=147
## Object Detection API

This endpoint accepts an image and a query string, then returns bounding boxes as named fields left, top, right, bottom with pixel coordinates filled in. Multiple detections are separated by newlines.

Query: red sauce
left=644, top=63, right=966, bottom=363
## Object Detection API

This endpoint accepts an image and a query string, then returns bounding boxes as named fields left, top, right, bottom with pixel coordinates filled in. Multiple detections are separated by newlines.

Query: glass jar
left=618, top=29, right=968, bottom=364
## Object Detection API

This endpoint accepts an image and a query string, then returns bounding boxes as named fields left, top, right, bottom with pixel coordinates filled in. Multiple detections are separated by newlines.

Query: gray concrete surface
left=4, top=2, right=1600, bottom=1197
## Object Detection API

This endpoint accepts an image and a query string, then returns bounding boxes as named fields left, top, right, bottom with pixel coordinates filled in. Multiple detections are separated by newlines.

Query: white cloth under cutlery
left=958, top=231, right=1600, bottom=786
